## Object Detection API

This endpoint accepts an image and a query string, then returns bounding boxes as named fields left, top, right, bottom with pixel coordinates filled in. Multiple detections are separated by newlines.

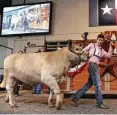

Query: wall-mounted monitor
left=0, top=1, right=53, bottom=37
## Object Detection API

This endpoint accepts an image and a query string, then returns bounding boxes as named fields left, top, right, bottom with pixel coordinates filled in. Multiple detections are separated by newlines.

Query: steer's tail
left=0, top=69, right=8, bottom=88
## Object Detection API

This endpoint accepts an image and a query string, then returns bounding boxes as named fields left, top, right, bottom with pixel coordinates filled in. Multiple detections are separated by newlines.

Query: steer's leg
left=5, top=94, right=9, bottom=103
left=1, top=69, right=9, bottom=103
left=41, top=74, right=63, bottom=110
left=5, top=79, right=18, bottom=103
left=6, top=74, right=17, bottom=108
left=48, top=89, right=54, bottom=107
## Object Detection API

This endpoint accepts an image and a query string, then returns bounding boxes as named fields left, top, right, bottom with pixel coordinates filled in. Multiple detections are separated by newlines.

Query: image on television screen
left=1, top=2, right=52, bottom=36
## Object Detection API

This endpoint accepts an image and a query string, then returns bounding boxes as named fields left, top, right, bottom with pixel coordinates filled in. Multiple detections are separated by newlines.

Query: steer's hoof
left=10, top=104, right=15, bottom=108
left=48, top=103, right=55, bottom=108
left=9, top=103, right=17, bottom=108
left=56, top=104, right=61, bottom=110
left=56, top=106, right=61, bottom=110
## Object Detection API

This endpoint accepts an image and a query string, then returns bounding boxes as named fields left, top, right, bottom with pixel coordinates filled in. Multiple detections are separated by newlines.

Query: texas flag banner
left=89, top=0, right=117, bottom=26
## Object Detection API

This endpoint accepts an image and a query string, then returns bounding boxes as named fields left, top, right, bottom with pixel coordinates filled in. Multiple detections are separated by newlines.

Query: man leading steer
left=71, top=34, right=113, bottom=109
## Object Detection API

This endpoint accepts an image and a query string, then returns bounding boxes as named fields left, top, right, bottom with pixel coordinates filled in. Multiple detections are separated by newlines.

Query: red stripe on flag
left=115, top=9, right=117, bottom=24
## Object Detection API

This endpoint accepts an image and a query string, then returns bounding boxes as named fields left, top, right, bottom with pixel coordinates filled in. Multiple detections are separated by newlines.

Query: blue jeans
left=33, top=84, right=42, bottom=94
left=72, top=62, right=103, bottom=104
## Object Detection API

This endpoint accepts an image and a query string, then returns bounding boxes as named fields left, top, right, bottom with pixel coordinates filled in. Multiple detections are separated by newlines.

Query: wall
left=6, top=0, right=117, bottom=53
left=0, top=0, right=116, bottom=68
left=0, top=38, right=8, bottom=67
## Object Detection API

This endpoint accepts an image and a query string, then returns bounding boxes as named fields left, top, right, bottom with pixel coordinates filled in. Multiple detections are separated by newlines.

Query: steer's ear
left=79, top=44, right=84, bottom=49
left=71, top=43, right=77, bottom=49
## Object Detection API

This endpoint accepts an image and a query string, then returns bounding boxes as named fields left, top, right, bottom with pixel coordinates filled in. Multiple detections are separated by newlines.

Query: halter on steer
left=68, top=46, right=86, bottom=63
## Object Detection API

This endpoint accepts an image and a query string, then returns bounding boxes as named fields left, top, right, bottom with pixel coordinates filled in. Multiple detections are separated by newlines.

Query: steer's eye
left=75, top=48, right=79, bottom=51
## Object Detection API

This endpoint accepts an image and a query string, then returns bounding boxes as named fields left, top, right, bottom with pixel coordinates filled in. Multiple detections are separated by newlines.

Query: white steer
left=1, top=44, right=88, bottom=110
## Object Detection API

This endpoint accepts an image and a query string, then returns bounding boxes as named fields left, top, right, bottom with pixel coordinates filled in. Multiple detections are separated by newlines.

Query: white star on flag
left=101, top=4, right=113, bottom=15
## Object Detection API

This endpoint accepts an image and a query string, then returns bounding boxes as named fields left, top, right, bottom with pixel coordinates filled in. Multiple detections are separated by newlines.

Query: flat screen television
left=0, top=1, right=53, bottom=37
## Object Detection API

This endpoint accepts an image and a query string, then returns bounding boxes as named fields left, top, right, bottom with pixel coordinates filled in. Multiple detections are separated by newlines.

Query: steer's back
left=4, top=53, right=48, bottom=83
left=4, top=53, right=43, bottom=71
left=3, top=49, right=70, bottom=84
left=4, top=50, right=67, bottom=72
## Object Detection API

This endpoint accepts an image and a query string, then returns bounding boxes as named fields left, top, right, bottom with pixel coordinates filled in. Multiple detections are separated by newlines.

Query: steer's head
left=69, top=44, right=88, bottom=62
